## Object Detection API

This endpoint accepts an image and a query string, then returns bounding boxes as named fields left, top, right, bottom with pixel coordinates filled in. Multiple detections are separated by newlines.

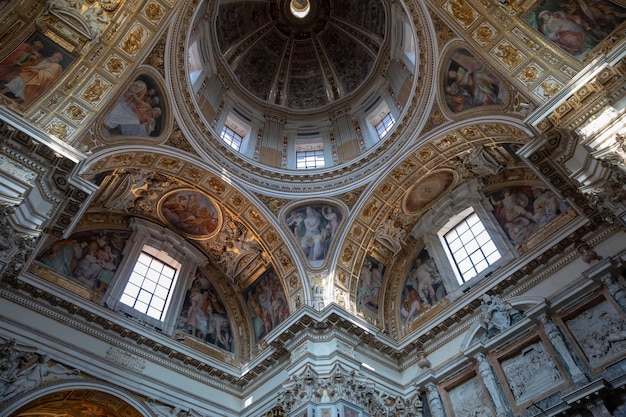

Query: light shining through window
left=444, top=212, right=501, bottom=284
left=120, top=252, right=178, bottom=320
left=375, top=112, right=395, bottom=139
left=220, top=125, right=243, bottom=151
left=296, top=150, right=325, bottom=169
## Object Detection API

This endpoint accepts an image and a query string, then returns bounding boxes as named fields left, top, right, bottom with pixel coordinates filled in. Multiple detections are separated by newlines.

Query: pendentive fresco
left=102, top=75, right=164, bottom=137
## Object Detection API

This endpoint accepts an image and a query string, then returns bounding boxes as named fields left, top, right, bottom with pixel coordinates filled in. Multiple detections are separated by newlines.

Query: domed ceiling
left=215, top=0, right=386, bottom=111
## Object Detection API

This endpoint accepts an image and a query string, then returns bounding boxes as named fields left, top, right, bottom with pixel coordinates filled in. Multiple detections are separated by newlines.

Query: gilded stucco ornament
left=105, top=56, right=125, bottom=75
left=45, top=121, right=69, bottom=140
left=145, top=3, right=163, bottom=21
left=99, top=0, right=121, bottom=13
left=448, top=0, right=477, bottom=27
left=474, top=24, right=495, bottom=44
left=122, top=26, right=145, bottom=55
left=64, top=104, right=87, bottom=122
left=493, top=42, right=523, bottom=70
left=539, top=79, right=562, bottom=98
left=520, top=64, right=540, bottom=84
left=341, top=245, right=354, bottom=265
left=82, top=78, right=109, bottom=104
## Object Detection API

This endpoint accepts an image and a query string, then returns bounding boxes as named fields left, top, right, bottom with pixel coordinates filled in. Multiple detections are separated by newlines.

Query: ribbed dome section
left=216, top=0, right=386, bottom=110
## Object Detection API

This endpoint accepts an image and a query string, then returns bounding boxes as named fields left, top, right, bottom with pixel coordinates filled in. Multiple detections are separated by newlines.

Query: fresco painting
left=102, top=74, right=164, bottom=137
left=159, top=189, right=221, bottom=239
left=524, top=0, right=625, bottom=58
left=404, top=170, right=456, bottom=214
left=177, top=267, right=234, bottom=352
left=36, top=230, right=130, bottom=294
left=444, top=48, right=507, bottom=113
left=286, top=204, right=342, bottom=267
left=357, top=256, right=385, bottom=317
left=400, top=248, right=447, bottom=327
left=489, top=185, right=569, bottom=246
left=243, top=267, right=290, bottom=343
left=0, top=32, right=74, bottom=106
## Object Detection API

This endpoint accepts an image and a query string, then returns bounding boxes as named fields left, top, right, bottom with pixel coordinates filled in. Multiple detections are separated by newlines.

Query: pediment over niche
left=460, top=295, right=546, bottom=351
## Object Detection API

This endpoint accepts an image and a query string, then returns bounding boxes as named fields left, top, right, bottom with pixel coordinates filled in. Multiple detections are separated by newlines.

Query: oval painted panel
left=158, top=189, right=222, bottom=239
left=403, top=170, right=456, bottom=214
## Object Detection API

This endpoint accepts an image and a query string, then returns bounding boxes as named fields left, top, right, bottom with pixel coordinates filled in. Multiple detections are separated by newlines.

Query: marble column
left=539, top=314, right=587, bottom=384
left=475, top=353, right=508, bottom=417
left=425, top=382, right=446, bottom=417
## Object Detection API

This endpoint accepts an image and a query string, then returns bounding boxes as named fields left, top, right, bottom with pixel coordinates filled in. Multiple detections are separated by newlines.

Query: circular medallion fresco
left=403, top=170, right=457, bottom=214
left=158, top=189, right=222, bottom=239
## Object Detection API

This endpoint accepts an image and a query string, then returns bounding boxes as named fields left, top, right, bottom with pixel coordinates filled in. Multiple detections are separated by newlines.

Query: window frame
left=118, top=246, right=181, bottom=322
left=296, top=149, right=325, bottom=169
left=441, top=209, right=502, bottom=284
left=375, top=111, right=396, bottom=139
left=411, top=180, right=515, bottom=298
left=220, top=124, right=244, bottom=152
left=294, top=138, right=326, bottom=169
left=105, top=218, right=206, bottom=332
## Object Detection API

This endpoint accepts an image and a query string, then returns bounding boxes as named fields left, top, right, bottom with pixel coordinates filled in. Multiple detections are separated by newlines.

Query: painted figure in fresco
left=37, top=230, right=129, bottom=294
left=321, top=206, right=341, bottom=239
left=538, top=10, right=601, bottom=55
left=526, top=0, right=626, bottom=58
left=160, top=191, right=219, bottom=237
left=415, top=258, right=438, bottom=305
left=0, top=40, right=43, bottom=82
left=103, top=78, right=163, bottom=136
left=300, top=207, right=326, bottom=261
left=357, top=258, right=385, bottom=315
left=287, top=205, right=337, bottom=265
left=178, top=274, right=233, bottom=351
left=39, top=239, right=88, bottom=277
left=0, top=52, right=64, bottom=106
left=445, top=49, right=504, bottom=113
left=490, top=186, right=568, bottom=246
left=400, top=251, right=447, bottom=326
left=243, top=269, right=289, bottom=342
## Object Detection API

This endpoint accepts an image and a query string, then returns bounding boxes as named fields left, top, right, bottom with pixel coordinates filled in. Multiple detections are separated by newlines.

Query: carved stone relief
left=0, top=339, right=80, bottom=403
left=447, top=375, right=496, bottom=417
left=565, top=299, right=626, bottom=369
left=278, top=365, right=423, bottom=417
left=500, top=341, right=563, bottom=404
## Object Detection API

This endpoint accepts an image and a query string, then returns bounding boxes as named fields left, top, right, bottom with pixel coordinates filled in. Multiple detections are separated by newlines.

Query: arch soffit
left=337, top=118, right=534, bottom=325
left=3, top=383, right=153, bottom=417
left=74, top=148, right=311, bottom=344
